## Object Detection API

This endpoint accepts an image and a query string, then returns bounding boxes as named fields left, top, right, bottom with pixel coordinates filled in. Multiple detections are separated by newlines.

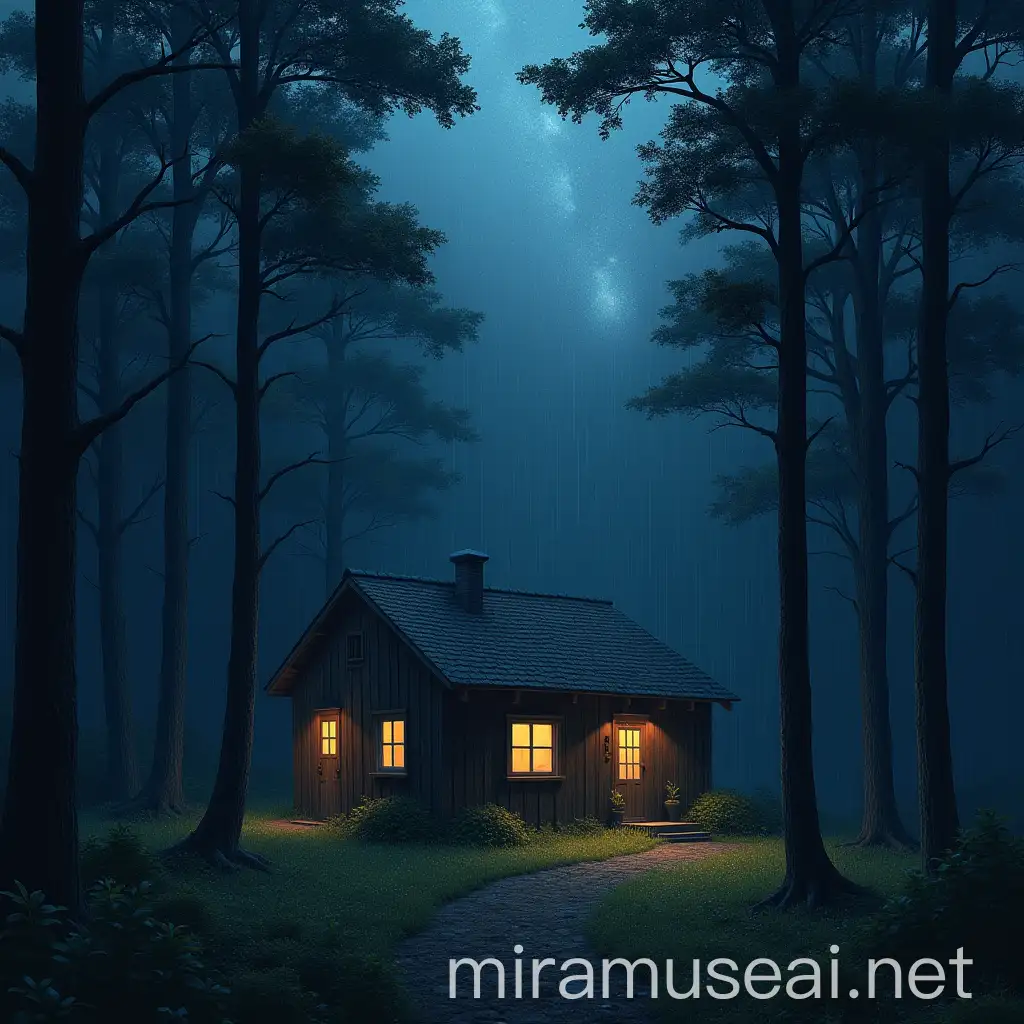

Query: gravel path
left=394, top=842, right=736, bottom=1024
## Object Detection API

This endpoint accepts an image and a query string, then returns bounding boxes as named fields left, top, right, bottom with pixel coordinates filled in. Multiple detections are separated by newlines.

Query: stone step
left=654, top=829, right=712, bottom=843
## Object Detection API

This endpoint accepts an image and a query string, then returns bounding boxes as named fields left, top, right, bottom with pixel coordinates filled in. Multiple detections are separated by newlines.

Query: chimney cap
left=449, top=549, right=489, bottom=564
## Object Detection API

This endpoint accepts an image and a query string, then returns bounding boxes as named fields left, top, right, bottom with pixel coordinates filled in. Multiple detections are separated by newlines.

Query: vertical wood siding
left=287, top=593, right=714, bottom=823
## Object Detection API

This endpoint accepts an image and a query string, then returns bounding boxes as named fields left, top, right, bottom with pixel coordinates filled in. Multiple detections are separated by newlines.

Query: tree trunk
left=915, top=0, right=959, bottom=870
left=851, top=394, right=909, bottom=848
left=847, top=11, right=913, bottom=848
left=324, top=330, right=347, bottom=595
left=761, top=29, right=854, bottom=908
left=136, top=10, right=195, bottom=816
left=0, top=0, right=87, bottom=912
left=96, top=291, right=138, bottom=801
left=179, top=0, right=267, bottom=868
left=93, top=85, right=138, bottom=803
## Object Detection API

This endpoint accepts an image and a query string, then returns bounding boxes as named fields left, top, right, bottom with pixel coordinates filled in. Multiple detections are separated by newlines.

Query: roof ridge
left=348, top=569, right=613, bottom=605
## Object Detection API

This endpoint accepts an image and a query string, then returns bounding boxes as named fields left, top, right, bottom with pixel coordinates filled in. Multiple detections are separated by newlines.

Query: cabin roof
left=266, top=570, right=739, bottom=704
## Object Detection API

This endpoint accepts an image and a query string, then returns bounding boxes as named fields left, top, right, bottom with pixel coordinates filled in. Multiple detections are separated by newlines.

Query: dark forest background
left=0, top=0, right=1020, bottom=837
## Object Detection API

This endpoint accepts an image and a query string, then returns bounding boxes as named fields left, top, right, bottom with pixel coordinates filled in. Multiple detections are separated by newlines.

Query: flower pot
left=610, top=809, right=625, bottom=827
left=664, top=800, right=681, bottom=822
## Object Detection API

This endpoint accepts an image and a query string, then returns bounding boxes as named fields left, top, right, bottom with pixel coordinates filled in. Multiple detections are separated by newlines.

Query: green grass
left=587, top=838, right=921, bottom=1023
left=83, top=807, right=655, bottom=961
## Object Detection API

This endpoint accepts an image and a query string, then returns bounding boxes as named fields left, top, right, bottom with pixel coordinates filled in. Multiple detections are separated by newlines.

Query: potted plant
left=664, top=781, right=681, bottom=821
left=610, top=789, right=626, bottom=826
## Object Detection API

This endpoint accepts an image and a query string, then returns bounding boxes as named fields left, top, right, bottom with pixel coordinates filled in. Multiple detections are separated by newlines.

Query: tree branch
left=73, top=335, right=213, bottom=455
left=193, top=360, right=237, bottom=395
left=259, top=453, right=331, bottom=503
left=949, top=423, right=1022, bottom=477
left=259, top=519, right=316, bottom=572
left=0, top=147, right=32, bottom=194
left=948, top=264, right=1020, bottom=311
left=76, top=508, right=99, bottom=541
left=118, top=477, right=165, bottom=536
left=0, top=323, right=26, bottom=360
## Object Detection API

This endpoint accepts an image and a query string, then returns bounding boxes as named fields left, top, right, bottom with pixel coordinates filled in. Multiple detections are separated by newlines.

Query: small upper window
left=509, top=720, right=557, bottom=776
left=346, top=632, right=364, bottom=664
left=379, top=717, right=406, bottom=772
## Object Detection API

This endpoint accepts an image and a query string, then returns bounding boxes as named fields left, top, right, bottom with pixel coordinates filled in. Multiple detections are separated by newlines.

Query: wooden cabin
left=266, top=550, right=739, bottom=826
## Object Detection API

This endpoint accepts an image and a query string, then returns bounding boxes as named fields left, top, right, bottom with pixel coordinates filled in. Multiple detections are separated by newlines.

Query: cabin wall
left=441, top=690, right=712, bottom=826
left=289, top=592, right=444, bottom=819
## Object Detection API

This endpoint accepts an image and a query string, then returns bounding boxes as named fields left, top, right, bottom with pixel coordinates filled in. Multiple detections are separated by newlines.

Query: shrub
left=333, top=796, right=437, bottom=844
left=0, top=879, right=229, bottom=1023
left=448, top=803, right=533, bottom=847
left=80, top=823, right=162, bottom=888
left=687, top=789, right=773, bottom=836
left=865, top=812, right=1024, bottom=993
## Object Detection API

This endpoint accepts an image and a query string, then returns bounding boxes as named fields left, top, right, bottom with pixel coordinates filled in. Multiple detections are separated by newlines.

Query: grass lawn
left=585, top=839, right=1013, bottom=1024
left=82, top=806, right=655, bottom=1017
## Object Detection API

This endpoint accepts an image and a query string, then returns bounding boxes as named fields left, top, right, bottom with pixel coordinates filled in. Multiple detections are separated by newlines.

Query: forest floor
left=81, top=812, right=1003, bottom=1024
left=80, top=807, right=657, bottom=1018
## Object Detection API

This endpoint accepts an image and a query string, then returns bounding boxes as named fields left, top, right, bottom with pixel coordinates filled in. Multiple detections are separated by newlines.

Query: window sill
left=506, top=774, right=565, bottom=782
left=370, top=771, right=408, bottom=779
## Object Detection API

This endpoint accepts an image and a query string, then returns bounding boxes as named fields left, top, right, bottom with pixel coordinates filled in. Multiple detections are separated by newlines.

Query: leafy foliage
left=447, top=804, right=534, bottom=848
left=687, top=789, right=780, bottom=836
left=80, top=824, right=162, bottom=889
left=865, top=812, right=1024, bottom=992
left=329, top=795, right=437, bottom=844
left=0, top=879, right=229, bottom=1023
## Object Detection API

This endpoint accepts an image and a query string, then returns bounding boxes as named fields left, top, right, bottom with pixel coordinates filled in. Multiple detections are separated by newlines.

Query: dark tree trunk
left=324, top=331, right=347, bottom=594
left=96, top=291, right=138, bottom=802
left=915, top=0, right=959, bottom=870
left=93, top=83, right=138, bottom=802
left=136, top=10, right=195, bottom=816
left=761, top=27, right=855, bottom=909
left=179, top=0, right=267, bottom=868
left=847, top=9, right=912, bottom=849
left=851, top=331, right=909, bottom=848
left=0, top=0, right=87, bottom=912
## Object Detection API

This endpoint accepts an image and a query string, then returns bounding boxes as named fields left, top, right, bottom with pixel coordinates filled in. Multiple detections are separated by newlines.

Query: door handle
left=317, top=761, right=323, bottom=776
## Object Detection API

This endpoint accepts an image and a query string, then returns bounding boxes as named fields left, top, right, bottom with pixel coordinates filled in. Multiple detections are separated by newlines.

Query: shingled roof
left=266, top=569, right=739, bottom=704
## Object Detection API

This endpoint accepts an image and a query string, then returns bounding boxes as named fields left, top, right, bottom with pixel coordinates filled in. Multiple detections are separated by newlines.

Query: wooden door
left=316, top=711, right=341, bottom=819
left=614, top=718, right=646, bottom=820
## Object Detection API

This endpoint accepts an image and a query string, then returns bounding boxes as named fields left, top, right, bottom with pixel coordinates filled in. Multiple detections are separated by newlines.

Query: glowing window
left=510, top=721, right=555, bottom=775
left=320, top=717, right=337, bottom=757
left=618, top=727, right=640, bottom=780
left=380, top=718, right=406, bottom=771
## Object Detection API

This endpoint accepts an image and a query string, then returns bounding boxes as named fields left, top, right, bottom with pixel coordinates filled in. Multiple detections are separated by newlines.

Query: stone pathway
left=394, top=842, right=736, bottom=1024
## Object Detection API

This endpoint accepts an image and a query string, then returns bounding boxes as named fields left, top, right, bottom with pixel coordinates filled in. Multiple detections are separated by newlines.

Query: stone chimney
left=449, top=549, right=489, bottom=614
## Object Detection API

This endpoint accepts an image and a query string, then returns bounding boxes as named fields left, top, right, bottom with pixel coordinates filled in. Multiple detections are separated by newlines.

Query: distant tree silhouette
left=265, top=278, right=481, bottom=594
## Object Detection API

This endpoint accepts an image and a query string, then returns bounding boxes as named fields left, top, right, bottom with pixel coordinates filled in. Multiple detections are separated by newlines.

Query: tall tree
left=520, top=0, right=874, bottom=906
left=0, top=3, right=219, bottom=908
left=268, top=280, right=481, bottom=592
left=913, top=0, right=1024, bottom=868
left=125, top=7, right=235, bottom=816
left=179, top=0, right=477, bottom=864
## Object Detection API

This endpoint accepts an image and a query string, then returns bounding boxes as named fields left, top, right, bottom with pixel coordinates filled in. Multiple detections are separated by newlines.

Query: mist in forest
left=0, top=0, right=1021, bottom=832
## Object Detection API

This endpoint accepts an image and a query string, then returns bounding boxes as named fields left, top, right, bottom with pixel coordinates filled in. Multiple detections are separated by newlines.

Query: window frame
left=316, top=708, right=341, bottom=760
left=506, top=714, right=565, bottom=781
left=345, top=632, right=365, bottom=665
left=372, top=710, right=408, bottom=777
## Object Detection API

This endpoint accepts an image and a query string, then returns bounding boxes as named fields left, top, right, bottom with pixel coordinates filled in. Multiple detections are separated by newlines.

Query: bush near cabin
left=687, top=788, right=781, bottom=836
